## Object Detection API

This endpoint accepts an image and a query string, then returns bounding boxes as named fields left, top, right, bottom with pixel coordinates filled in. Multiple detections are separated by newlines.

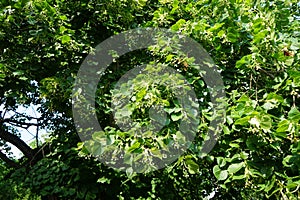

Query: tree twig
left=0, top=151, right=20, bottom=168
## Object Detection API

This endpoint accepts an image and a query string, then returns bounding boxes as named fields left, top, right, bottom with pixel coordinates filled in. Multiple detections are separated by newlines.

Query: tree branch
left=3, top=118, right=42, bottom=127
left=0, top=129, right=34, bottom=159
left=0, top=151, right=20, bottom=168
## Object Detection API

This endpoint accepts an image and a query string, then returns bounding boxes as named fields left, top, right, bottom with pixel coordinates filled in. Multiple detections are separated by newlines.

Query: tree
left=0, top=0, right=299, bottom=199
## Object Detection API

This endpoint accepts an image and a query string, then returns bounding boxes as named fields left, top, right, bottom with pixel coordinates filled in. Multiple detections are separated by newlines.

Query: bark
left=0, top=151, right=20, bottom=168
left=0, top=129, right=34, bottom=159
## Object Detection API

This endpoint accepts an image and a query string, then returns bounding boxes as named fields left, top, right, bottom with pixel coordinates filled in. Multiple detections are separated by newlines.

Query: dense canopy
left=0, top=0, right=299, bottom=199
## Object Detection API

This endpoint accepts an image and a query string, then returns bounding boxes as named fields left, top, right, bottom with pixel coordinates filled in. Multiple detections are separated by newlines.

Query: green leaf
left=19, top=76, right=28, bottom=81
left=217, top=30, right=225, bottom=37
left=12, top=70, right=24, bottom=76
left=286, top=179, right=300, bottom=190
left=232, top=174, right=246, bottom=180
left=61, top=35, right=71, bottom=44
left=259, top=115, right=272, bottom=131
left=171, top=112, right=183, bottom=121
left=266, top=93, right=284, bottom=103
left=288, top=107, right=300, bottom=121
left=222, top=125, right=231, bottom=135
left=213, top=165, right=228, bottom=181
left=282, top=155, right=293, bottom=167
left=136, top=88, right=147, bottom=102
left=106, top=135, right=115, bottom=145
left=59, top=15, right=68, bottom=21
left=229, top=143, right=240, bottom=148
left=208, top=23, right=224, bottom=32
left=128, top=141, right=140, bottom=152
left=124, top=153, right=132, bottom=165
left=97, top=177, right=110, bottom=183
left=265, top=175, right=276, bottom=193
left=285, top=57, right=294, bottom=66
left=237, top=94, right=250, bottom=102
left=150, top=148, right=163, bottom=159
left=216, top=157, right=226, bottom=168
left=276, top=119, right=290, bottom=133
left=175, top=131, right=185, bottom=143
left=59, top=26, right=67, bottom=34
left=165, top=54, right=174, bottom=62
left=253, top=30, right=268, bottom=44
left=240, top=152, right=249, bottom=160
left=185, top=158, right=199, bottom=174
left=126, top=167, right=134, bottom=178
left=273, top=131, right=287, bottom=139
left=252, top=18, right=263, bottom=33
left=227, top=162, right=244, bottom=174
left=91, top=142, right=103, bottom=155
left=92, top=131, right=105, bottom=141
left=227, top=27, right=239, bottom=43
left=234, top=116, right=250, bottom=126
left=171, top=19, right=186, bottom=31
left=164, top=107, right=175, bottom=114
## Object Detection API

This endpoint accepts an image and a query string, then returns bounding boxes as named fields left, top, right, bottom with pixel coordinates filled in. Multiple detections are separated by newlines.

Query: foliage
left=0, top=0, right=299, bottom=199
left=0, top=162, right=41, bottom=200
